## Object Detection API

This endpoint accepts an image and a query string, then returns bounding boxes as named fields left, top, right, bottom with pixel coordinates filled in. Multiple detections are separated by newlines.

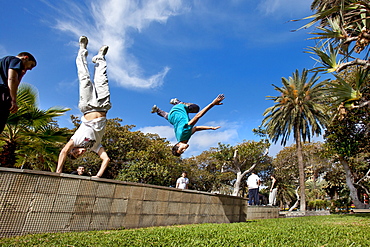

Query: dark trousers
left=0, top=86, right=11, bottom=134
left=248, top=188, right=259, bottom=205
left=157, top=103, right=200, bottom=120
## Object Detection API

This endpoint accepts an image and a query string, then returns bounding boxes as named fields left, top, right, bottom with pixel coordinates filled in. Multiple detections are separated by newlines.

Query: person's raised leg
left=76, top=36, right=94, bottom=113
left=92, top=45, right=111, bottom=112
left=151, top=105, right=168, bottom=119
left=169, top=98, right=199, bottom=113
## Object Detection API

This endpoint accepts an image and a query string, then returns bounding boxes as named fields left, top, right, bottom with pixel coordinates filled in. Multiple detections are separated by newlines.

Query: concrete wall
left=0, top=167, right=279, bottom=237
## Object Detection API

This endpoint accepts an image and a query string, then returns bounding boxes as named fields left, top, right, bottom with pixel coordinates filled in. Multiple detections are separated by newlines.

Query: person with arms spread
left=151, top=94, right=225, bottom=156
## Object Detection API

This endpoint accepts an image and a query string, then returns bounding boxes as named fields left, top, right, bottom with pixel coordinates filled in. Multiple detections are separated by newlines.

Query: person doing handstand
left=57, top=36, right=111, bottom=178
left=151, top=94, right=225, bottom=156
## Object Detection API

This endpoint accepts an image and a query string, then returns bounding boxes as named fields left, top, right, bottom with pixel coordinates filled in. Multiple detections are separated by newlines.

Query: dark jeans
left=248, top=188, right=259, bottom=205
left=0, top=85, right=11, bottom=134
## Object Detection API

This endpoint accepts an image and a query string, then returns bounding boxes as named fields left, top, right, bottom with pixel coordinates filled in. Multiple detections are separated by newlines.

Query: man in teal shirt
left=151, top=94, right=225, bottom=156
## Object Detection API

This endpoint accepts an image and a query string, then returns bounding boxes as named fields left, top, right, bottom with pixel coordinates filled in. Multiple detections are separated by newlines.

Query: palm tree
left=262, top=69, right=330, bottom=211
left=0, top=84, right=70, bottom=170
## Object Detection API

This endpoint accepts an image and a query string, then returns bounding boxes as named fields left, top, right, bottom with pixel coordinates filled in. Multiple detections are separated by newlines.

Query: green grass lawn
left=1, top=214, right=369, bottom=247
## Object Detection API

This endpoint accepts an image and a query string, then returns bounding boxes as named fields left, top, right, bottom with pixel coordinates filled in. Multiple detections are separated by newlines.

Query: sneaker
left=79, top=36, right=88, bottom=49
left=170, top=98, right=179, bottom=105
left=92, top=45, right=109, bottom=63
left=151, top=105, right=159, bottom=113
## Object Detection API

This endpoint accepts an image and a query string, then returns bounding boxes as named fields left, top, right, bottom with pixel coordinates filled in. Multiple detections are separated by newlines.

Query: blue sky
left=1, top=0, right=322, bottom=157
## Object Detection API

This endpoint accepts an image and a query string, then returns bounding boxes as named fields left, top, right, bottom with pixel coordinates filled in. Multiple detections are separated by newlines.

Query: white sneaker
left=79, top=36, right=88, bottom=49
left=92, top=45, right=109, bottom=63
left=170, top=98, right=179, bottom=105
left=151, top=105, right=159, bottom=113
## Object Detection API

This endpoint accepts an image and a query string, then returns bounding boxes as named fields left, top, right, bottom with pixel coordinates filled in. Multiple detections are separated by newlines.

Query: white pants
left=76, top=48, right=111, bottom=114
left=269, top=188, right=277, bottom=205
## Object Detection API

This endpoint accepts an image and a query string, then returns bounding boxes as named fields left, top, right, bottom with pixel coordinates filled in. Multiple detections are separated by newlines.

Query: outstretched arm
left=93, top=147, right=110, bottom=178
left=56, top=140, right=75, bottom=173
left=188, top=94, right=225, bottom=126
left=192, top=126, right=220, bottom=134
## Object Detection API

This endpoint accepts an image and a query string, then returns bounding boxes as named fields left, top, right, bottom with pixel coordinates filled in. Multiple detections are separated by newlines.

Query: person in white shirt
left=247, top=172, right=260, bottom=205
left=57, top=36, right=111, bottom=178
left=176, top=171, right=189, bottom=189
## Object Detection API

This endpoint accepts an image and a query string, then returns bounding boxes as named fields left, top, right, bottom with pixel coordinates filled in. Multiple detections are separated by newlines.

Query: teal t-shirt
left=168, top=104, right=193, bottom=142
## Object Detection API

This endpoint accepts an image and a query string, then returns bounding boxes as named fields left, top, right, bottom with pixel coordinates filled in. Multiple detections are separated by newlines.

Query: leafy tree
left=181, top=150, right=234, bottom=193
left=0, top=84, right=69, bottom=170
left=271, top=145, right=299, bottom=209
left=67, top=117, right=181, bottom=184
left=325, top=105, right=370, bottom=208
left=304, top=142, right=331, bottom=188
left=321, top=159, right=350, bottom=209
left=297, top=1, right=370, bottom=209
left=213, top=140, right=271, bottom=196
left=272, top=142, right=333, bottom=210
left=262, top=69, right=329, bottom=210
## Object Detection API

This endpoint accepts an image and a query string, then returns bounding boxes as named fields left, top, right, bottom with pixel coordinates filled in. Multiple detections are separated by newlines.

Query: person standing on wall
left=176, top=171, right=189, bottom=189
left=247, top=172, right=260, bottom=205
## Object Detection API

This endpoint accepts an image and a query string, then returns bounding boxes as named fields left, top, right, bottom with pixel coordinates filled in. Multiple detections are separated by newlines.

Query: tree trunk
left=294, top=129, right=306, bottom=211
left=232, top=171, right=242, bottom=196
left=289, top=186, right=300, bottom=211
left=339, top=156, right=368, bottom=209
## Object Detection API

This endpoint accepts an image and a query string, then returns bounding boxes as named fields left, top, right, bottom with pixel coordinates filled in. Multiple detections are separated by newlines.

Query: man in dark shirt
left=0, top=52, right=37, bottom=133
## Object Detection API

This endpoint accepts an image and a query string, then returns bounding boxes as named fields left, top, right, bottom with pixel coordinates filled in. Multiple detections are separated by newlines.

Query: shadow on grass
left=333, top=213, right=370, bottom=218
left=350, top=213, right=370, bottom=218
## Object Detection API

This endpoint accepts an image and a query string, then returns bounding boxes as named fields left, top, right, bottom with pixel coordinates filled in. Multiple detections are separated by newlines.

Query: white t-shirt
left=70, top=116, right=107, bottom=153
left=247, top=173, right=260, bottom=189
left=176, top=177, right=189, bottom=189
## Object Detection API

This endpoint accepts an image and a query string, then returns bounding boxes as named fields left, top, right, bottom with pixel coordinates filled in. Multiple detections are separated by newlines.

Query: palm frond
left=306, top=42, right=342, bottom=73
left=263, top=69, right=329, bottom=146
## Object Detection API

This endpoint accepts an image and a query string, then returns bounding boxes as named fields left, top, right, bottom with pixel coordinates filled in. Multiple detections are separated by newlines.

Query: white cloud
left=139, top=121, right=239, bottom=157
left=139, top=125, right=176, bottom=143
left=191, top=128, right=238, bottom=149
left=46, top=0, right=186, bottom=89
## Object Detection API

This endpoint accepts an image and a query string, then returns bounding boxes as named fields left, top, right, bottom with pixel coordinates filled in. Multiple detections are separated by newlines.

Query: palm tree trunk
left=339, top=156, right=368, bottom=209
left=294, top=128, right=306, bottom=211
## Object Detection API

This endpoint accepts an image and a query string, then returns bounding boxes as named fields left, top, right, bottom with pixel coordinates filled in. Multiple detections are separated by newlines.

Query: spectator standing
left=176, top=171, right=189, bottom=189
left=247, top=172, right=260, bottom=205
left=268, top=174, right=278, bottom=206
left=0, top=52, right=37, bottom=134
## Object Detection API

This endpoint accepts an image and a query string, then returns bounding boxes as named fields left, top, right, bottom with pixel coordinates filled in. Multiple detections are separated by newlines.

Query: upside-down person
left=151, top=94, right=225, bottom=156
left=57, top=36, right=111, bottom=178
